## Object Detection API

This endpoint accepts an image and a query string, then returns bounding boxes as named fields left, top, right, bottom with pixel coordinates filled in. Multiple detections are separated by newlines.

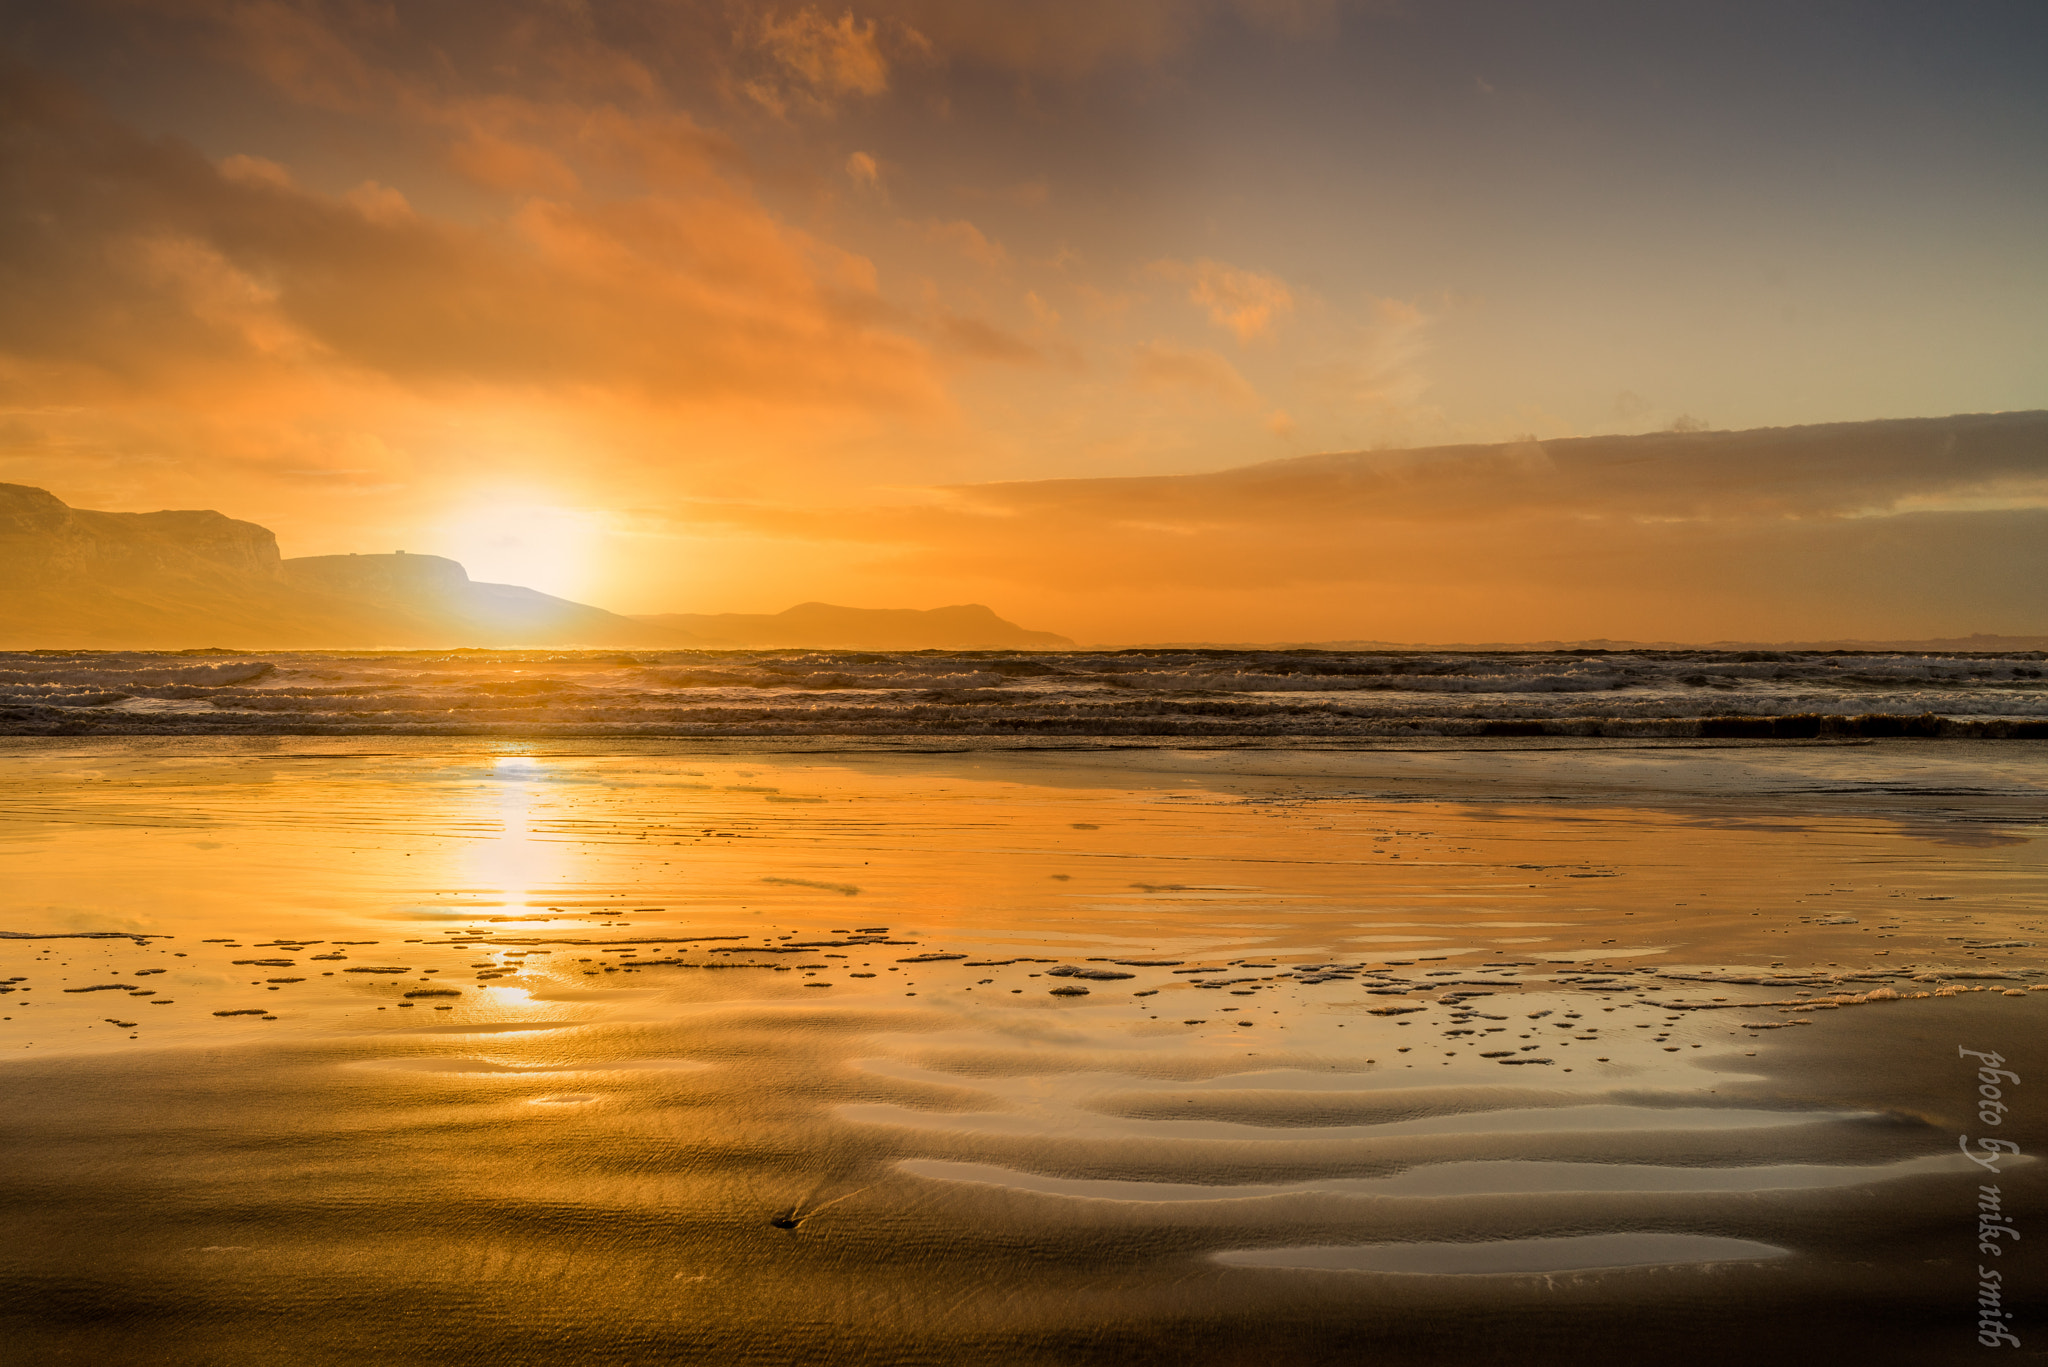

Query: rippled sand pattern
left=0, top=737, right=2042, bottom=1364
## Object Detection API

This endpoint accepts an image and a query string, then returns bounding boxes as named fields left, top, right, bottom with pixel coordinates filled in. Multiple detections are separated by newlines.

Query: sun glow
left=432, top=499, right=608, bottom=601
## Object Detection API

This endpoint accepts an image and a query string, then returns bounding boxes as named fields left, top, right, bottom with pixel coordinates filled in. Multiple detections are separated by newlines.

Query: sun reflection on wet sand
left=457, top=752, right=561, bottom=908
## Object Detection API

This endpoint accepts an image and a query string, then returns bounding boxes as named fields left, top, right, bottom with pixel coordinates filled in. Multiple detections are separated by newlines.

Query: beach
left=1, top=729, right=2042, bottom=1363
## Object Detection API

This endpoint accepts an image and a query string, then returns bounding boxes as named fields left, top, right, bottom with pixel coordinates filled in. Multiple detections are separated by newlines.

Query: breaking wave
left=0, top=648, right=2043, bottom=738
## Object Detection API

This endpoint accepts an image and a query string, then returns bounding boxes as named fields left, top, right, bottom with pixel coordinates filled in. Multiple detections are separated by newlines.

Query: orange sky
left=2, top=1, right=2044, bottom=641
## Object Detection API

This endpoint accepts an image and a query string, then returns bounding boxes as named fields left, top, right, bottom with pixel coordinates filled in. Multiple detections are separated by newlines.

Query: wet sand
left=0, top=737, right=2042, bottom=1364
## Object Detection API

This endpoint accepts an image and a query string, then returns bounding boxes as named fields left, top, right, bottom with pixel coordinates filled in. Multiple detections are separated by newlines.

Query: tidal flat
left=0, top=736, right=2042, bottom=1364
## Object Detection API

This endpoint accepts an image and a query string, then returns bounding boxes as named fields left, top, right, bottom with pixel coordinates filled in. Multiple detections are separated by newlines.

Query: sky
left=1, top=0, right=2044, bottom=642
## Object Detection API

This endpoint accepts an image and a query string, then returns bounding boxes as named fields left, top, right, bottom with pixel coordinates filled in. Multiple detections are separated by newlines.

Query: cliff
left=281, top=553, right=697, bottom=648
left=1, top=484, right=282, bottom=588
left=0, top=485, right=700, bottom=649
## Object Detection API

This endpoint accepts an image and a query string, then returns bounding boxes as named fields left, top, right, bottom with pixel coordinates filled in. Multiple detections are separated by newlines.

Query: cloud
left=662, top=412, right=2048, bottom=641
left=913, top=217, right=1009, bottom=268
left=963, top=411, right=2048, bottom=526
left=1228, top=0, right=1346, bottom=39
left=1130, top=342, right=1258, bottom=406
left=957, top=177, right=1051, bottom=208
left=207, top=0, right=383, bottom=112
left=21, top=3, right=2037, bottom=648
left=938, top=315, right=1041, bottom=364
left=753, top=7, right=891, bottom=109
left=127, top=233, right=320, bottom=364
left=0, top=66, right=935, bottom=409
left=1074, top=283, right=1136, bottom=320
left=218, top=154, right=293, bottom=189
left=876, top=0, right=1197, bottom=77
left=1299, top=296, right=1435, bottom=433
left=1150, top=258, right=1295, bottom=343
left=117, top=0, right=1351, bottom=136
left=447, top=126, right=583, bottom=196
left=342, top=181, right=417, bottom=226
left=0, top=54, right=955, bottom=549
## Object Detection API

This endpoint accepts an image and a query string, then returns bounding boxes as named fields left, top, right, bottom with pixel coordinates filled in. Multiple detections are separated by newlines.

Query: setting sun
left=433, top=498, right=610, bottom=601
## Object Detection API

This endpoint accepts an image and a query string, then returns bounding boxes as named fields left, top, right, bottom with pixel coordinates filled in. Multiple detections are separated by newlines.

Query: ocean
left=2, top=646, right=2045, bottom=738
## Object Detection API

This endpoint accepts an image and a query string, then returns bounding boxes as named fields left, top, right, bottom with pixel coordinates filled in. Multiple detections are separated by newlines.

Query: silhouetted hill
left=0, top=485, right=703, bottom=649
left=280, top=553, right=703, bottom=648
left=635, top=602, right=1075, bottom=650
left=1138, top=634, right=2048, bottom=652
left=3, top=483, right=281, bottom=585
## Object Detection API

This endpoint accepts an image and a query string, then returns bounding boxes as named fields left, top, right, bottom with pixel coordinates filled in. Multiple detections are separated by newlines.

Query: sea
left=2, top=646, right=2044, bottom=738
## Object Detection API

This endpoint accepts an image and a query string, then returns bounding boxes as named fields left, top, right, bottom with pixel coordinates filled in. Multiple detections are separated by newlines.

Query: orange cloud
left=1150, top=258, right=1295, bottom=343
left=937, top=315, right=1043, bottom=364
left=845, top=150, right=883, bottom=190
left=760, top=8, right=891, bottom=96
left=878, top=0, right=1197, bottom=77
left=1297, top=296, right=1437, bottom=435
left=867, top=0, right=1361, bottom=81
left=746, top=7, right=896, bottom=116
left=957, top=177, right=1051, bottom=208
left=1131, top=342, right=1259, bottom=406
left=210, top=0, right=381, bottom=112
left=643, top=414, right=2048, bottom=642
left=447, top=126, right=584, bottom=196
left=0, top=52, right=964, bottom=576
left=0, top=68, right=934, bottom=408
left=218, top=154, right=293, bottom=189
left=913, top=218, right=1010, bottom=268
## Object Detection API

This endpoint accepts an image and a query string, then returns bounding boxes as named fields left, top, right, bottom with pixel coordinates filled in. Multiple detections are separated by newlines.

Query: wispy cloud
left=845, top=150, right=883, bottom=191
left=1149, top=258, right=1295, bottom=343
left=749, top=7, right=892, bottom=114
left=913, top=218, right=1010, bottom=268
left=1131, top=342, right=1259, bottom=406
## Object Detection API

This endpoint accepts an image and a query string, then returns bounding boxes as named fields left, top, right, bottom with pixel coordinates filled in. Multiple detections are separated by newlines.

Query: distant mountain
left=0, top=485, right=1074, bottom=651
left=279, top=553, right=704, bottom=649
left=1145, top=633, right=2048, bottom=652
left=0, top=484, right=703, bottom=649
left=635, top=602, right=1075, bottom=650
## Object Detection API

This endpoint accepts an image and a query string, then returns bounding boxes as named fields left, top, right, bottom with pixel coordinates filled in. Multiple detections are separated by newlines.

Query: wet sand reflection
left=0, top=737, right=2042, bottom=1363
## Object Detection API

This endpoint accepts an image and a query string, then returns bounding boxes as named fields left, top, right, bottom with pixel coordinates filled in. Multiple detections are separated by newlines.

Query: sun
left=432, top=498, right=605, bottom=601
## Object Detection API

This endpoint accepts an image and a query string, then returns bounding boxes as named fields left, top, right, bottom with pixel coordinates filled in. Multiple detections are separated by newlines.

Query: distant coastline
left=1120, top=634, right=2048, bottom=654
left=0, top=484, right=1068, bottom=652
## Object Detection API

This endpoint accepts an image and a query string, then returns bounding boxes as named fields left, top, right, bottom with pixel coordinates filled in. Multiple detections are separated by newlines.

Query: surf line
left=1959, top=1046, right=2023, bottom=1349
